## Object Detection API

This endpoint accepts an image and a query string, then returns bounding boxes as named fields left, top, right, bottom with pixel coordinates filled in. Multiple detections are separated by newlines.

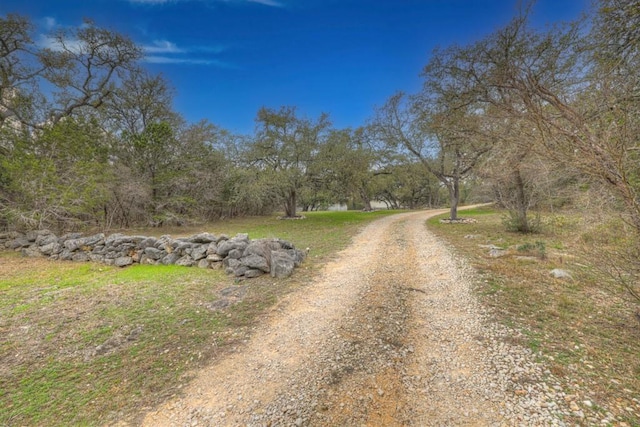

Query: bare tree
left=373, top=91, right=491, bottom=220
left=0, top=15, right=141, bottom=130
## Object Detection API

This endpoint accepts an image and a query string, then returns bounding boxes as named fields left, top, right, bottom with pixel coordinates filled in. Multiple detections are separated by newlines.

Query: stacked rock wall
left=0, top=230, right=306, bottom=279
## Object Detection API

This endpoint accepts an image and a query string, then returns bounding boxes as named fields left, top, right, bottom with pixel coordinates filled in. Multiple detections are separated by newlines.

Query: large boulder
left=243, top=239, right=283, bottom=259
left=270, top=250, right=296, bottom=278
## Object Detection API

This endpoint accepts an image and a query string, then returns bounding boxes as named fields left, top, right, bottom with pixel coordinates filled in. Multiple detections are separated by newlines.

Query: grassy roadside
left=427, top=205, right=640, bottom=426
left=0, top=210, right=404, bottom=427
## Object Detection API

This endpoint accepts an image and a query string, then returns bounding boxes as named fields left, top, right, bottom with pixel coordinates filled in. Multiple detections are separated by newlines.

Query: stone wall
left=0, top=230, right=306, bottom=279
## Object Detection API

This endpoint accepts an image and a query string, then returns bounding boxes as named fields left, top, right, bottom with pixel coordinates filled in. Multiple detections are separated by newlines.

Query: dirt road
left=139, top=210, right=568, bottom=426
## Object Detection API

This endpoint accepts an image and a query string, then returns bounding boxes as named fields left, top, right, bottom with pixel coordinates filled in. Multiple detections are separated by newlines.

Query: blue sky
left=0, top=0, right=589, bottom=134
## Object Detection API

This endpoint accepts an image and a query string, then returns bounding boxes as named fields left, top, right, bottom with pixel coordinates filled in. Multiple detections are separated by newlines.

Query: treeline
left=0, top=15, right=446, bottom=232
left=2, top=0, right=639, bottom=250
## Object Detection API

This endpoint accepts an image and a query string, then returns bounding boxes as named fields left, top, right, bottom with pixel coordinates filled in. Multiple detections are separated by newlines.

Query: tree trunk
left=284, top=189, right=297, bottom=217
left=513, top=169, right=530, bottom=233
left=448, top=178, right=460, bottom=220
left=360, top=189, right=373, bottom=211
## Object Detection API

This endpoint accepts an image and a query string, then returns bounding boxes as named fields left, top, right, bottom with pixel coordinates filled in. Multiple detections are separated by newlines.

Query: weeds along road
left=137, top=210, right=568, bottom=426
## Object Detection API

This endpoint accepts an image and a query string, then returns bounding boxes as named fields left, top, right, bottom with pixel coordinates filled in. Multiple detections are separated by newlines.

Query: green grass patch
left=0, top=208, right=406, bottom=426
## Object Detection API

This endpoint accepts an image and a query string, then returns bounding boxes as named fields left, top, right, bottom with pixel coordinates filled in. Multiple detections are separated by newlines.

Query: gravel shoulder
left=136, top=210, right=572, bottom=426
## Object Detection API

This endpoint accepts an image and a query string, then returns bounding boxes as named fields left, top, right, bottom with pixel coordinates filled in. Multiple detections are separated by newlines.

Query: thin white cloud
left=143, top=40, right=186, bottom=54
left=247, top=0, right=283, bottom=7
left=141, top=39, right=230, bottom=66
left=142, top=55, right=234, bottom=68
left=37, top=34, right=84, bottom=53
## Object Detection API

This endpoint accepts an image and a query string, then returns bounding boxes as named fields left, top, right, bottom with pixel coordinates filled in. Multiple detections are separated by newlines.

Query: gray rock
left=207, top=253, right=224, bottom=262
left=191, top=245, right=208, bottom=261
left=286, top=249, right=306, bottom=267
left=175, top=255, right=195, bottom=267
left=270, top=250, right=296, bottom=278
left=105, top=233, right=130, bottom=246
left=21, top=245, right=42, bottom=257
left=174, top=241, right=193, bottom=252
left=550, top=268, right=573, bottom=280
left=64, top=233, right=105, bottom=252
left=161, top=253, right=181, bottom=265
left=205, top=242, right=218, bottom=255
left=129, top=235, right=146, bottom=244
left=144, top=247, right=165, bottom=260
left=39, top=242, right=62, bottom=255
left=59, top=249, right=74, bottom=261
left=85, top=233, right=106, bottom=246
left=232, top=265, right=249, bottom=277
left=92, top=245, right=107, bottom=255
left=26, top=229, right=52, bottom=242
left=197, top=259, right=211, bottom=269
left=244, top=269, right=265, bottom=278
left=240, top=254, right=270, bottom=272
left=138, top=237, right=159, bottom=249
left=60, top=232, right=82, bottom=241
left=234, top=233, right=250, bottom=243
left=35, top=233, right=58, bottom=246
left=7, top=237, right=30, bottom=249
left=224, top=258, right=242, bottom=269
left=217, top=239, right=248, bottom=257
left=187, top=232, right=217, bottom=243
left=243, top=239, right=282, bottom=259
left=157, top=235, right=177, bottom=251
left=227, top=248, right=243, bottom=259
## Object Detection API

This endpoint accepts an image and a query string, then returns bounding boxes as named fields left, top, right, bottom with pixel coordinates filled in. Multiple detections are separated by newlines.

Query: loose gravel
left=135, top=210, right=577, bottom=427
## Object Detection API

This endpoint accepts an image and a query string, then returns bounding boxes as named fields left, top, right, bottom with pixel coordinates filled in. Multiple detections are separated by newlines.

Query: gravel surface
left=135, top=210, right=576, bottom=426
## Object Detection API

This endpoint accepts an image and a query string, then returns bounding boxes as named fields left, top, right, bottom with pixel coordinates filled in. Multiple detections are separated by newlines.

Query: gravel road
left=138, top=210, right=574, bottom=426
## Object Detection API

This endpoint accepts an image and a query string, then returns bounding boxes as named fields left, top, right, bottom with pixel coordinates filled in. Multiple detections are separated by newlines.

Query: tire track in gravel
left=136, top=209, right=568, bottom=427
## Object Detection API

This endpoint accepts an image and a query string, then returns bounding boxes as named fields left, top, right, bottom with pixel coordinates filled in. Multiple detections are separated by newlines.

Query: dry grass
left=428, top=205, right=640, bottom=426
